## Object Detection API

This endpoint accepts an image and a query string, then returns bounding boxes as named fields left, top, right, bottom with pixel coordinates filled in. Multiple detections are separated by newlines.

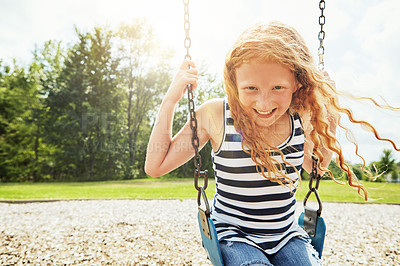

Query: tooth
left=257, top=110, right=272, bottom=115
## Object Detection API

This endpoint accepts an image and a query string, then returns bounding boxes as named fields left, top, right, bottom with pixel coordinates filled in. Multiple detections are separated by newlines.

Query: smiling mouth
left=254, top=108, right=277, bottom=118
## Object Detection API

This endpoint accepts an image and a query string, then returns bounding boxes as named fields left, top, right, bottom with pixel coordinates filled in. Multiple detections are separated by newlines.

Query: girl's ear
left=293, top=82, right=302, bottom=93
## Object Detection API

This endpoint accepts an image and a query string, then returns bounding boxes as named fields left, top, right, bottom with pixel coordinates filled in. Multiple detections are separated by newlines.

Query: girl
left=145, top=21, right=398, bottom=265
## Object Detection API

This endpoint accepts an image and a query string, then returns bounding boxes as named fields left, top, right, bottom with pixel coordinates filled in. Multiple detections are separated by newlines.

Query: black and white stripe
left=211, top=100, right=307, bottom=254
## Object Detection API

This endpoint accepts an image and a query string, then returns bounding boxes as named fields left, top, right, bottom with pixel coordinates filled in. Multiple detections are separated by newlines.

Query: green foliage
left=0, top=62, right=46, bottom=182
left=0, top=20, right=174, bottom=182
left=369, top=149, right=398, bottom=182
left=313, top=150, right=400, bottom=184
left=114, top=19, right=172, bottom=179
left=302, top=160, right=371, bottom=183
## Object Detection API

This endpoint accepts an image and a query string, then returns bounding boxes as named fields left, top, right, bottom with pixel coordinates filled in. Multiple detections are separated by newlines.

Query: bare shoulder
left=197, top=98, right=224, bottom=115
left=197, top=98, right=224, bottom=129
left=197, top=98, right=224, bottom=151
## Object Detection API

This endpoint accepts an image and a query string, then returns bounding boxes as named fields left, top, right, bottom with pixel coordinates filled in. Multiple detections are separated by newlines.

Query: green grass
left=0, top=178, right=399, bottom=204
left=296, top=180, right=400, bottom=204
left=0, top=178, right=199, bottom=201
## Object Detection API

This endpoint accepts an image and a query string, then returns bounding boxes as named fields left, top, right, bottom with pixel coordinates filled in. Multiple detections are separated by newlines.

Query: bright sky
left=1, top=0, right=400, bottom=164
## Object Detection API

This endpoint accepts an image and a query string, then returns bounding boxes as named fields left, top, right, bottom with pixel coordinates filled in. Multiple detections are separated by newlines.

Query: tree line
left=0, top=20, right=397, bottom=183
left=0, top=19, right=223, bottom=182
left=301, top=149, right=400, bottom=183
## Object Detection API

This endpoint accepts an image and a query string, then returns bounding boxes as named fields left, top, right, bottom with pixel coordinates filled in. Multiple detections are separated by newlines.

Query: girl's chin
left=254, top=116, right=277, bottom=129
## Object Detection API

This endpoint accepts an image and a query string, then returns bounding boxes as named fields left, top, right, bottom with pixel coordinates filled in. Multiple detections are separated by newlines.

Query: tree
left=46, top=26, right=123, bottom=180
left=372, top=149, right=397, bottom=182
left=0, top=20, right=224, bottom=182
left=83, top=27, right=122, bottom=179
left=114, top=19, right=172, bottom=178
left=0, top=62, right=44, bottom=181
left=44, top=29, right=90, bottom=180
left=30, top=40, right=65, bottom=181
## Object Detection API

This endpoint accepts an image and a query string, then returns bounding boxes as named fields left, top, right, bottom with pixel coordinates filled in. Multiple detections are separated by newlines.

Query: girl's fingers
left=180, top=60, right=198, bottom=88
left=183, top=76, right=197, bottom=89
left=187, top=68, right=198, bottom=75
left=190, top=79, right=198, bottom=90
left=180, top=59, right=196, bottom=69
left=175, top=59, right=198, bottom=92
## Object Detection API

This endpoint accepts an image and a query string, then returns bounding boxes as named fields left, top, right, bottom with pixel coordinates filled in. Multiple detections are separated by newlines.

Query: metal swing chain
left=304, top=155, right=323, bottom=216
left=183, top=0, right=209, bottom=207
left=183, top=0, right=191, bottom=61
left=305, top=1, right=325, bottom=215
left=318, top=0, right=326, bottom=71
left=300, top=1, right=327, bottom=237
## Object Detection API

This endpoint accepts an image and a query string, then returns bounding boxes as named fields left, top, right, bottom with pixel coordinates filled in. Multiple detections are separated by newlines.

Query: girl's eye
left=247, top=86, right=257, bottom=90
left=273, top=86, right=283, bottom=90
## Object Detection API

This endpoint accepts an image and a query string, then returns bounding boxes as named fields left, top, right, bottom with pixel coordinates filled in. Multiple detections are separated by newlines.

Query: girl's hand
left=165, top=59, right=198, bottom=104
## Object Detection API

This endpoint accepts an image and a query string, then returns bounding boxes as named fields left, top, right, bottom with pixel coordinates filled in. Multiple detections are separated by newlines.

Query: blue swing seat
left=197, top=210, right=224, bottom=266
left=197, top=208, right=325, bottom=264
left=196, top=185, right=224, bottom=266
left=196, top=188, right=326, bottom=264
left=298, top=206, right=326, bottom=259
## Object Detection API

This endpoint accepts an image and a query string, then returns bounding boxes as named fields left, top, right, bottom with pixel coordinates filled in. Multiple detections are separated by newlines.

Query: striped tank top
left=211, top=100, right=307, bottom=254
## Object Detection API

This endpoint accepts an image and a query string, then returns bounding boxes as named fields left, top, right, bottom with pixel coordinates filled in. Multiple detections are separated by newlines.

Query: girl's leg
left=268, top=236, right=322, bottom=266
left=220, top=241, right=273, bottom=266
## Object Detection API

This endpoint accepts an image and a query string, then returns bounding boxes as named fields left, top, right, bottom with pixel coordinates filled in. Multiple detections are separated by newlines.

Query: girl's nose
left=256, top=90, right=273, bottom=111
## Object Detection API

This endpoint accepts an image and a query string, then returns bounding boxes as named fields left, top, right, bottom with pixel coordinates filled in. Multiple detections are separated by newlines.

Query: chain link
left=318, top=0, right=326, bottom=71
left=183, top=0, right=191, bottom=60
left=309, top=2, right=326, bottom=213
left=304, top=155, right=323, bottom=216
left=309, top=156, right=321, bottom=191
left=183, top=0, right=208, bottom=194
left=304, top=2, right=326, bottom=213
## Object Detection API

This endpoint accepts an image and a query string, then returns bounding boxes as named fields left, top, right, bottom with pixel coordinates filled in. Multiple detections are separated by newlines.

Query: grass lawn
left=0, top=178, right=399, bottom=204
left=296, top=180, right=400, bottom=204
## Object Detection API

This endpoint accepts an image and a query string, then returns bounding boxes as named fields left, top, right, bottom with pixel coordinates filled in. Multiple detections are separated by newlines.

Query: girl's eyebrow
left=238, top=80, right=293, bottom=88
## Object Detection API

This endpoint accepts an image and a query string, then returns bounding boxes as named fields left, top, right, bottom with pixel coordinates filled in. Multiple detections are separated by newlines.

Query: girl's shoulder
left=197, top=98, right=225, bottom=151
left=197, top=98, right=225, bottom=117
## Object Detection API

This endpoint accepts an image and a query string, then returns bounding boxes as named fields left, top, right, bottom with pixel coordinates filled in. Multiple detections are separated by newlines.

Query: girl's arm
left=145, top=60, right=217, bottom=177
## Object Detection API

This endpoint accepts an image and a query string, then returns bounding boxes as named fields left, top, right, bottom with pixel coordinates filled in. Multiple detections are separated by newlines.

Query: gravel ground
left=0, top=200, right=399, bottom=265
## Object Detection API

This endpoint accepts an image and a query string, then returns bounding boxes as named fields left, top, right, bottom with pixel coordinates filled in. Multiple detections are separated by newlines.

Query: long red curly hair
left=224, top=21, right=399, bottom=200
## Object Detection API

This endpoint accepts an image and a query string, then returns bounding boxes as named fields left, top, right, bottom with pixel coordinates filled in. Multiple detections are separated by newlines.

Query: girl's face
left=236, top=61, right=299, bottom=130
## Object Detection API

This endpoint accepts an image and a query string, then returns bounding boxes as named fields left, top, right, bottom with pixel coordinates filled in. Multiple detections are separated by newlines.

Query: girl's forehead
left=236, top=61, right=294, bottom=76
left=236, top=56, right=294, bottom=70
left=235, top=62, right=297, bottom=86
